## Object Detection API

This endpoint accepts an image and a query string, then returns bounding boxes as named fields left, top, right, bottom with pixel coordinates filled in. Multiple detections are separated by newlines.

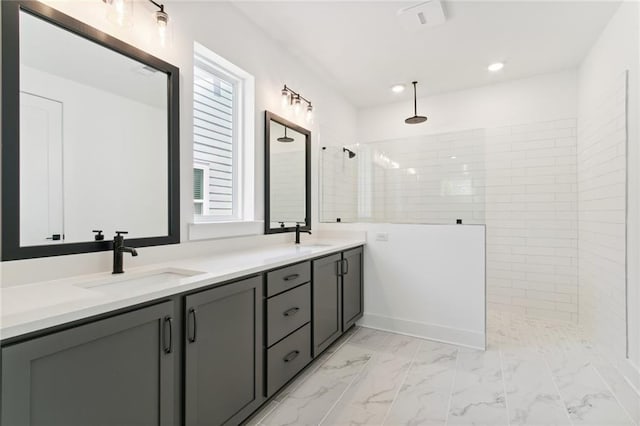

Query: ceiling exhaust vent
left=397, top=1, right=446, bottom=31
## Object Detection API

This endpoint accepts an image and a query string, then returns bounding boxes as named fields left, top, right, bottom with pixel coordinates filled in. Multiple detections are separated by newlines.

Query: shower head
left=343, top=147, right=356, bottom=159
left=277, top=127, right=294, bottom=143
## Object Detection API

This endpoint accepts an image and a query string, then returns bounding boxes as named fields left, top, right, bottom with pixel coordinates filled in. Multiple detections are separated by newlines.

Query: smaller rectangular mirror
left=265, top=111, right=311, bottom=234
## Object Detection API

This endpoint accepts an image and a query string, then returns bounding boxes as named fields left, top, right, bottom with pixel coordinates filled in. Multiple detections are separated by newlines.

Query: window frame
left=192, top=42, right=255, bottom=225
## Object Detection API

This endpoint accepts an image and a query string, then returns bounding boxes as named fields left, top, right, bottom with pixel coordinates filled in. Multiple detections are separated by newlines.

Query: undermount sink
left=75, top=268, right=205, bottom=296
left=298, top=243, right=333, bottom=249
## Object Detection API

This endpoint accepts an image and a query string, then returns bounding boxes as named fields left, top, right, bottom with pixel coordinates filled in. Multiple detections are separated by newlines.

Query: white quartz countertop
left=0, top=238, right=365, bottom=341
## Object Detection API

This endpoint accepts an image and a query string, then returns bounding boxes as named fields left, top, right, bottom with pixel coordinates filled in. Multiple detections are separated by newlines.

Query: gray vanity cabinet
left=312, top=253, right=343, bottom=356
left=1, top=301, right=176, bottom=426
left=342, top=247, right=364, bottom=331
left=184, top=275, right=264, bottom=426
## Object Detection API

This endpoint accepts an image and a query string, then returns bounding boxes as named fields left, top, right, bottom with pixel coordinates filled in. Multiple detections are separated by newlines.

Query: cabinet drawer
left=266, top=262, right=311, bottom=297
left=267, top=283, right=311, bottom=347
left=266, top=323, right=312, bottom=397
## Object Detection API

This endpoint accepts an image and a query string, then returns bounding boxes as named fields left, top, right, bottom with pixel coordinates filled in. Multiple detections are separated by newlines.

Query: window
left=193, top=163, right=209, bottom=215
left=193, top=43, right=254, bottom=223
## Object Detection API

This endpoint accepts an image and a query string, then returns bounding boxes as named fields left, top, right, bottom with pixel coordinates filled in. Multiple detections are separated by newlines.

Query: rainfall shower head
left=343, top=147, right=356, bottom=159
left=277, top=127, right=294, bottom=143
left=405, top=81, right=428, bottom=124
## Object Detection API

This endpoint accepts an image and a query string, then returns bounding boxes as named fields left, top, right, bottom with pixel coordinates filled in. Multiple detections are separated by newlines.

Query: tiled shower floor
left=246, top=312, right=639, bottom=426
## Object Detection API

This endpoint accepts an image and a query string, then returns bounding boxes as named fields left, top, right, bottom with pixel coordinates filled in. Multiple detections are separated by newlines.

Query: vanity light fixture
left=280, top=85, right=313, bottom=123
left=102, top=0, right=133, bottom=28
left=102, top=0, right=170, bottom=46
left=149, top=0, right=169, bottom=47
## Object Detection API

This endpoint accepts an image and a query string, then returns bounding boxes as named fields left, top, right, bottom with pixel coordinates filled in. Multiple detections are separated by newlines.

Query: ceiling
left=21, top=10, right=167, bottom=108
left=233, top=1, right=620, bottom=108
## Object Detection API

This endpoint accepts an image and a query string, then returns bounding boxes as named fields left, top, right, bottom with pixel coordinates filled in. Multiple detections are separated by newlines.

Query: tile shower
left=320, top=119, right=580, bottom=322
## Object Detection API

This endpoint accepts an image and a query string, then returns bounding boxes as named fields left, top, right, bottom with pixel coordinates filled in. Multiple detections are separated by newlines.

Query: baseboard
left=359, top=313, right=486, bottom=350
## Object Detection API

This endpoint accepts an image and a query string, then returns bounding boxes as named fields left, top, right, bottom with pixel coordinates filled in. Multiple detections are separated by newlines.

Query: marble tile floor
left=246, top=312, right=639, bottom=426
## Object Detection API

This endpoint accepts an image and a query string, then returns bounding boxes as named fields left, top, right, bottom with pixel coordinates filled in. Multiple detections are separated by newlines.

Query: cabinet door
left=342, top=246, right=364, bottom=331
left=312, top=253, right=342, bottom=357
left=184, top=276, right=264, bottom=426
left=1, top=301, right=176, bottom=426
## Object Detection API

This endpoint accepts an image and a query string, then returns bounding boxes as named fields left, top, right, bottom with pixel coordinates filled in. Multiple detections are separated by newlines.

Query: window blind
left=193, top=62, right=235, bottom=216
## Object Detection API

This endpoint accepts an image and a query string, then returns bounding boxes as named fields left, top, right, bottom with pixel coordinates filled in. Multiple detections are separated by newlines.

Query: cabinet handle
left=336, top=260, right=343, bottom=276
left=283, top=307, right=300, bottom=317
left=188, top=308, right=197, bottom=343
left=283, top=273, right=300, bottom=281
left=163, top=316, right=173, bottom=354
left=343, top=259, right=349, bottom=275
left=283, top=350, right=300, bottom=363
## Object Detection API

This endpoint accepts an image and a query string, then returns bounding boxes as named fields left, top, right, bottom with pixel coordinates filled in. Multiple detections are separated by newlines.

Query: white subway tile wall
left=484, top=119, right=578, bottom=322
left=320, top=130, right=487, bottom=225
left=577, top=73, right=628, bottom=358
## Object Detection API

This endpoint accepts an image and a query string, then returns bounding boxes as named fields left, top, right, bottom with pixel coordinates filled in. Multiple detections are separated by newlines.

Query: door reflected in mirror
left=18, top=9, right=169, bottom=246
left=265, top=112, right=310, bottom=234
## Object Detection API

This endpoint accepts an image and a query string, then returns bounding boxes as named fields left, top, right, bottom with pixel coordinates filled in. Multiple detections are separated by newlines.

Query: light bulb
left=155, top=9, right=169, bottom=47
left=488, top=62, right=504, bottom=72
left=103, top=0, right=132, bottom=28
left=293, top=95, right=301, bottom=115
left=281, top=88, right=289, bottom=107
left=306, top=104, right=313, bottom=123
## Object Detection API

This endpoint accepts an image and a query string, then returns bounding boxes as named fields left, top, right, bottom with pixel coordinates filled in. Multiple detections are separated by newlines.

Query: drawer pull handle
left=283, top=307, right=300, bottom=317
left=163, top=316, right=173, bottom=354
left=283, top=273, right=300, bottom=281
left=188, top=308, right=197, bottom=343
left=283, top=350, right=300, bottom=363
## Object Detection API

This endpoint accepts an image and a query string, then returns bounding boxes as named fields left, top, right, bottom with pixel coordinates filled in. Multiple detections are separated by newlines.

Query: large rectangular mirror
left=1, top=0, right=180, bottom=260
left=264, top=111, right=311, bottom=234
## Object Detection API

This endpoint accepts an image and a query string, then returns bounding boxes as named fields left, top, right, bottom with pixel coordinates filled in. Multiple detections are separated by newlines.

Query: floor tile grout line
left=591, top=361, right=639, bottom=426
left=317, top=341, right=380, bottom=426
left=282, top=327, right=361, bottom=399
left=540, top=335, right=576, bottom=426
left=379, top=338, right=422, bottom=426
left=497, top=345, right=512, bottom=426
left=444, top=347, right=460, bottom=426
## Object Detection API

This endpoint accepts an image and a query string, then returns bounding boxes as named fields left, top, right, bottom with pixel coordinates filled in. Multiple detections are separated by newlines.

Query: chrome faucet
left=295, top=223, right=312, bottom=244
left=113, top=231, right=138, bottom=274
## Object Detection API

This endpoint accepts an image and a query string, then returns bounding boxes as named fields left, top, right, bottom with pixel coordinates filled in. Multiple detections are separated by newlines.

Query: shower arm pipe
left=412, top=81, right=418, bottom=115
left=282, top=85, right=312, bottom=106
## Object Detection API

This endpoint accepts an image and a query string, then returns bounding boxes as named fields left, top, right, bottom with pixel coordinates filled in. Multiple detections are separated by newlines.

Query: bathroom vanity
left=0, top=242, right=364, bottom=425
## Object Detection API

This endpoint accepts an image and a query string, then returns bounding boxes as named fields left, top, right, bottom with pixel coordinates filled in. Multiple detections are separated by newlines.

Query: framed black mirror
left=1, top=0, right=180, bottom=261
left=264, top=111, right=311, bottom=234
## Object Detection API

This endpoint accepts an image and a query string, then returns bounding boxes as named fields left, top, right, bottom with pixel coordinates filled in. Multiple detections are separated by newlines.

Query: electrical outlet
left=375, top=232, right=389, bottom=242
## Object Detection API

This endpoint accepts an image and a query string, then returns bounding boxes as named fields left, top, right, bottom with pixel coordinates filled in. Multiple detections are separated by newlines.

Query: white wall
left=325, top=223, right=486, bottom=349
left=2, top=0, right=357, bottom=284
left=577, top=0, right=640, bottom=391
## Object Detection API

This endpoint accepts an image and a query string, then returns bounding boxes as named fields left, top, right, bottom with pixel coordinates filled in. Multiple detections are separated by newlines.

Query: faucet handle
left=115, top=231, right=129, bottom=236
left=92, top=230, right=104, bottom=241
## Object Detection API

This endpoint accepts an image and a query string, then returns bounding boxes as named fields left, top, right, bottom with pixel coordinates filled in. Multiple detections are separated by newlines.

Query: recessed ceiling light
left=391, top=84, right=405, bottom=93
left=488, top=62, right=504, bottom=72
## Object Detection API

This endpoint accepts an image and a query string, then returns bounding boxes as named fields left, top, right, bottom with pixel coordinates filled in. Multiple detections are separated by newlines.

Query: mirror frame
left=1, top=0, right=180, bottom=261
left=264, top=111, right=311, bottom=234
